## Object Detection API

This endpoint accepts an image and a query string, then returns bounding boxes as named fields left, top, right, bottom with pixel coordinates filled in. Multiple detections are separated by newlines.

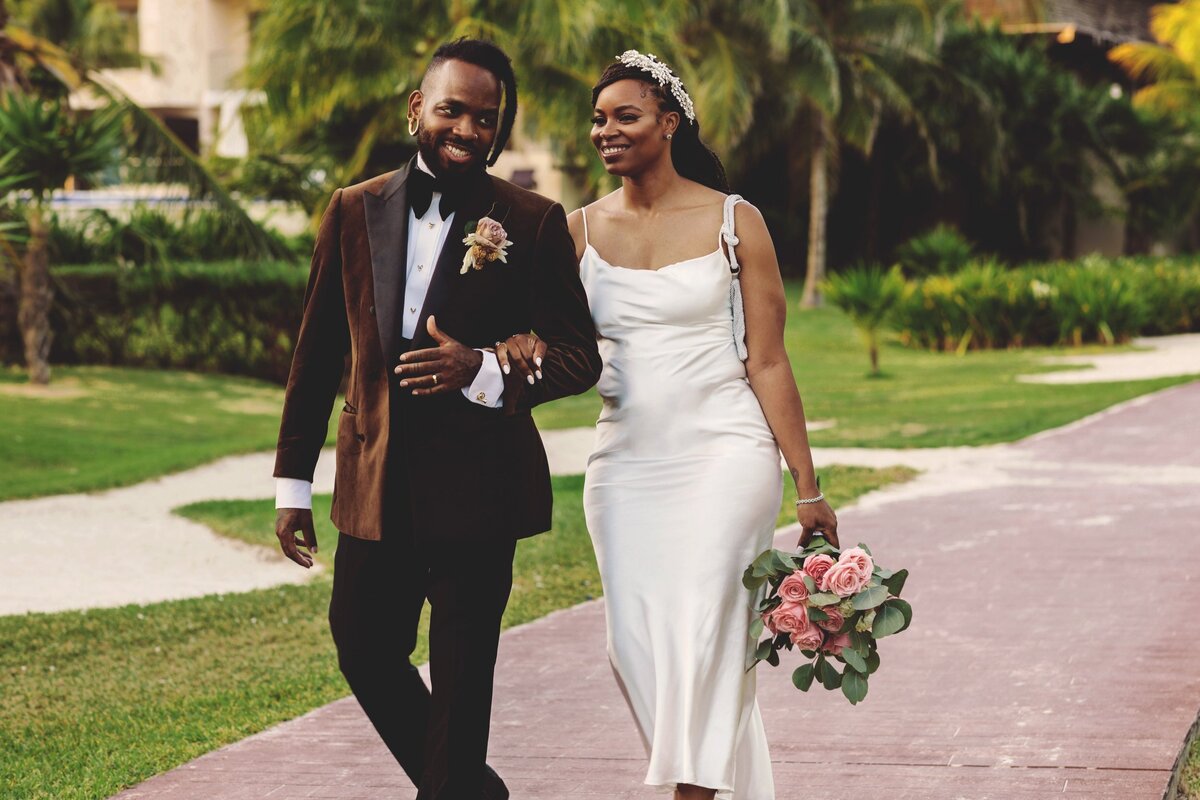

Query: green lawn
left=0, top=466, right=907, bottom=799
left=0, top=365, right=334, bottom=502
left=534, top=285, right=1198, bottom=445
left=1183, top=736, right=1200, bottom=800
left=4, top=284, right=1194, bottom=502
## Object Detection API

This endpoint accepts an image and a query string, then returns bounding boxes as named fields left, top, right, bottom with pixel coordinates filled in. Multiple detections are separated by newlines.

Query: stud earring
left=408, top=117, right=418, bottom=137
left=665, top=133, right=673, bottom=140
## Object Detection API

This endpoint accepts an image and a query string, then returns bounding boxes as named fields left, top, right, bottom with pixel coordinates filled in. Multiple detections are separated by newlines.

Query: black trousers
left=328, top=440, right=516, bottom=799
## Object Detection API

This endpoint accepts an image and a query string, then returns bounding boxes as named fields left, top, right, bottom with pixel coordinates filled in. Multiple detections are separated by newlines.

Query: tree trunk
left=18, top=208, right=53, bottom=385
left=801, top=112, right=828, bottom=309
left=868, top=330, right=879, bottom=376
left=1061, top=193, right=1077, bottom=260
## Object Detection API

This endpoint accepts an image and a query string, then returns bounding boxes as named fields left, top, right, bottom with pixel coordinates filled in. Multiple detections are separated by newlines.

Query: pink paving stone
left=113, top=382, right=1200, bottom=800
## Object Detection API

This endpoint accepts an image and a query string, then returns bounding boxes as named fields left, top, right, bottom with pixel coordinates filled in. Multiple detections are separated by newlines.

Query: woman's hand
left=495, top=332, right=547, bottom=385
left=796, top=499, right=839, bottom=548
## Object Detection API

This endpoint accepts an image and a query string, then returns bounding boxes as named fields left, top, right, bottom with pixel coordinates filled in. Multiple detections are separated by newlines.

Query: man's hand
left=796, top=499, right=839, bottom=549
left=276, top=508, right=318, bottom=568
left=394, top=316, right=484, bottom=396
left=495, top=332, right=547, bottom=386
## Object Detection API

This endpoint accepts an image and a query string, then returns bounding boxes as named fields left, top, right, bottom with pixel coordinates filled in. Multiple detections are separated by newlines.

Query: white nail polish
left=535, top=370, right=543, bottom=380
left=526, top=374, right=535, bottom=385
left=535, top=356, right=543, bottom=366
left=502, top=364, right=510, bottom=375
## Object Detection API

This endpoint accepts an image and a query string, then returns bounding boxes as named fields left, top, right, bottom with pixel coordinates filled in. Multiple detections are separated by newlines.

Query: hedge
left=0, top=261, right=308, bottom=384
left=890, top=255, right=1200, bottom=351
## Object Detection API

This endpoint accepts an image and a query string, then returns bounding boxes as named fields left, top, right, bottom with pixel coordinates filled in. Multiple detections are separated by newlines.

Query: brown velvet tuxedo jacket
left=274, top=161, right=601, bottom=544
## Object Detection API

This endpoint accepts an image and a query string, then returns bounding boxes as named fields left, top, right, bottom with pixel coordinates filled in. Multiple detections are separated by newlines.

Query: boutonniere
left=460, top=216, right=513, bottom=274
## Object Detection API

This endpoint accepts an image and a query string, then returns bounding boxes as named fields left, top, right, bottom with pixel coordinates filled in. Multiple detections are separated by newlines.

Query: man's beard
left=416, top=124, right=487, bottom=185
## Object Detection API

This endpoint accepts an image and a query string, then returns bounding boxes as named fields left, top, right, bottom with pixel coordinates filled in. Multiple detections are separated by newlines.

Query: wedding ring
left=432, top=373, right=439, bottom=386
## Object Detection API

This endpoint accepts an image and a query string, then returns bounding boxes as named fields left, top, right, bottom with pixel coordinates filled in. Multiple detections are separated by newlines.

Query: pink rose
left=804, top=554, right=836, bottom=590
left=824, top=561, right=871, bottom=598
left=789, top=622, right=825, bottom=651
left=474, top=217, right=507, bottom=249
left=778, top=572, right=810, bottom=604
left=770, top=602, right=809, bottom=634
left=822, top=632, right=852, bottom=656
left=815, top=604, right=844, bottom=633
left=838, top=547, right=874, bottom=579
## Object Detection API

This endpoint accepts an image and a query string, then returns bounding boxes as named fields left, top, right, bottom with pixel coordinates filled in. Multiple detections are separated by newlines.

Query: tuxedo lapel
left=364, top=161, right=413, bottom=366
left=410, top=174, right=498, bottom=350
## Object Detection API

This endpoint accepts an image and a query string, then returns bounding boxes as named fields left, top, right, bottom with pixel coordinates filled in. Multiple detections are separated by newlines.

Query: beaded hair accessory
left=616, top=49, right=696, bottom=124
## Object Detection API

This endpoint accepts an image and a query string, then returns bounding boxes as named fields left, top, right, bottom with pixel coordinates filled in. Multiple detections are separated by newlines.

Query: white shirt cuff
left=463, top=350, right=505, bottom=408
left=276, top=478, right=313, bottom=510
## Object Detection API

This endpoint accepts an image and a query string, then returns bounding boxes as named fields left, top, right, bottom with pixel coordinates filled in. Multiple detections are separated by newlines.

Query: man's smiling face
left=409, top=59, right=501, bottom=178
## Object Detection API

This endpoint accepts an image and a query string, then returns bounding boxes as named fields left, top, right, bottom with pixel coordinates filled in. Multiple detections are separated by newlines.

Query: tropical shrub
left=894, top=225, right=975, bottom=277
left=891, top=255, right=1199, bottom=350
left=824, top=265, right=906, bottom=374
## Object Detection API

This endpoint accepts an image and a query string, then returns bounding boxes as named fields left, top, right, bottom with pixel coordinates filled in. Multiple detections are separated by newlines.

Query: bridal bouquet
left=743, top=536, right=911, bottom=705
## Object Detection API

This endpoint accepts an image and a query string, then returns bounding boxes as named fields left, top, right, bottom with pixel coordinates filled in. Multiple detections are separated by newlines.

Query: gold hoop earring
left=408, top=117, right=418, bottom=137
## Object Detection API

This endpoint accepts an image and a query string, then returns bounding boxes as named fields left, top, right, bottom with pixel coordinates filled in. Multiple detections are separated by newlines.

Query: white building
left=96, top=0, right=254, bottom=157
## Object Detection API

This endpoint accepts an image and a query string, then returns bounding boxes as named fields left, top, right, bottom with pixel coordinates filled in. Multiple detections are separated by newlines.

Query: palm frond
left=1132, top=80, right=1200, bottom=114
left=1108, top=42, right=1193, bottom=83
left=90, top=75, right=293, bottom=260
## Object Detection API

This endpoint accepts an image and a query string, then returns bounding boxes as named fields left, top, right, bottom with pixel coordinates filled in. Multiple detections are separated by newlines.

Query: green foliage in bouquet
left=743, top=536, right=911, bottom=705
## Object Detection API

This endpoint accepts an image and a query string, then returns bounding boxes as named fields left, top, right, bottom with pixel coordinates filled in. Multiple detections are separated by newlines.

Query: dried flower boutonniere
left=460, top=216, right=512, bottom=274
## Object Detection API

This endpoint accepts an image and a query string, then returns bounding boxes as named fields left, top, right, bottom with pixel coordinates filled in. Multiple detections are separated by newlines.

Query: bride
left=565, top=51, right=840, bottom=799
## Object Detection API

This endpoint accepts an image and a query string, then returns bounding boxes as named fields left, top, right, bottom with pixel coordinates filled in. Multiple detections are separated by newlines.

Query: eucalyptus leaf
left=842, top=670, right=869, bottom=704
left=742, top=566, right=765, bottom=591
left=856, top=542, right=873, bottom=556
left=883, top=569, right=908, bottom=597
left=890, top=598, right=914, bottom=633
left=808, top=607, right=829, bottom=621
left=872, top=603, right=907, bottom=637
left=802, top=574, right=817, bottom=593
left=766, top=647, right=780, bottom=667
left=818, top=658, right=842, bottom=690
left=865, top=650, right=881, bottom=674
left=755, top=641, right=775, bottom=662
left=808, top=592, right=841, bottom=606
left=851, top=585, right=889, bottom=610
left=749, top=616, right=764, bottom=639
left=792, top=663, right=815, bottom=691
left=841, top=647, right=869, bottom=674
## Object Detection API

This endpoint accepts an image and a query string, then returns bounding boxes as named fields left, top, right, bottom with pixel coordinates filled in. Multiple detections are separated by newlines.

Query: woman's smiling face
left=591, top=79, right=677, bottom=177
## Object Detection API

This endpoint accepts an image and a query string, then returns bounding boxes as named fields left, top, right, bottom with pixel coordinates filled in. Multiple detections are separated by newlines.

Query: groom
left=272, top=39, right=601, bottom=799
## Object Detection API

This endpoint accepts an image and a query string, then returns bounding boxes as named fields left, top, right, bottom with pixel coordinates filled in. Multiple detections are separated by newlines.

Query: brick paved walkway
left=114, top=382, right=1200, bottom=800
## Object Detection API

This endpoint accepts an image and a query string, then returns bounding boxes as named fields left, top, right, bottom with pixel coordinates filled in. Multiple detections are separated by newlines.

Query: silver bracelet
left=794, top=492, right=825, bottom=506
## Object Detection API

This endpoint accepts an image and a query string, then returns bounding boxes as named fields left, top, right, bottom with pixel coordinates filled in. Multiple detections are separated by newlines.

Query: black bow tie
left=408, top=168, right=462, bottom=220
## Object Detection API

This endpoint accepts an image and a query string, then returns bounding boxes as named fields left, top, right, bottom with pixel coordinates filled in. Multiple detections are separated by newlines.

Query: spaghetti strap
left=581, top=207, right=590, bottom=247
left=720, top=194, right=749, bottom=361
left=719, top=194, right=745, bottom=275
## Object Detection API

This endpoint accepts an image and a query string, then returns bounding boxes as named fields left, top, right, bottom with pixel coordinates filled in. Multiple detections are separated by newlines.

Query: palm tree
left=778, top=0, right=947, bottom=308
left=1, top=0, right=290, bottom=383
left=245, top=0, right=635, bottom=196
left=0, top=90, right=121, bottom=383
left=1109, top=0, right=1200, bottom=116
left=823, top=264, right=905, bottom=374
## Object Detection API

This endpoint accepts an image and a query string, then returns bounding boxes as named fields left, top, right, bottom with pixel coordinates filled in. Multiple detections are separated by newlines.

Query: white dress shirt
left=276, top=155, right=504, bottom=510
